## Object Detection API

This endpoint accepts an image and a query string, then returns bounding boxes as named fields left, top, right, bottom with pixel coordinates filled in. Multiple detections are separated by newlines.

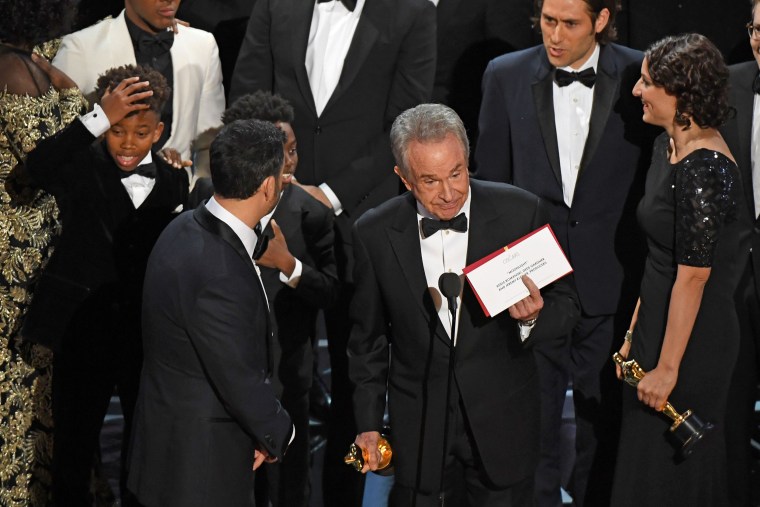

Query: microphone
left=438, top=272, right=461, bottom=312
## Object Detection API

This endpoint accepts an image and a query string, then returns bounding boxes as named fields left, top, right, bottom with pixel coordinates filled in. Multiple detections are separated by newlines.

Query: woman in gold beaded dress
left=0, top=0, right=86, bottom=505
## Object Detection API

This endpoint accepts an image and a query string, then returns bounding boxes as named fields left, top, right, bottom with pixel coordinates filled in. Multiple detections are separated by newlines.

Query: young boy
left=191, top=91, right=338, bottom=507
left=23, top=64, right=188, bottom=506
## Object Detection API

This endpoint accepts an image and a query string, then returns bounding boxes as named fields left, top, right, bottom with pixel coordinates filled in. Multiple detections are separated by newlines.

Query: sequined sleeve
left=674, top=152, right=738, bottom=267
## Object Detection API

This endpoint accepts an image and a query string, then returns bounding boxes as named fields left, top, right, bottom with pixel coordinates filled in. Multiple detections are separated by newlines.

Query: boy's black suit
left=24, top=118, right=188, bottom=505
left=258, top=184, right=339, bottom=506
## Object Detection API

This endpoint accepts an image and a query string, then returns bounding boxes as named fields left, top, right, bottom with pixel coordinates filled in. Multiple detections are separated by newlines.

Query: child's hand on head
left=159, top=148, right=193, bottom=169
left=100, top=77, right=152, bottom=126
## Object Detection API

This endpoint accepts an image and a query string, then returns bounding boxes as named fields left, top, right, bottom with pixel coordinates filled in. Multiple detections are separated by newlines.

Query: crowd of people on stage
left=0, top=0, right=758, bottom=506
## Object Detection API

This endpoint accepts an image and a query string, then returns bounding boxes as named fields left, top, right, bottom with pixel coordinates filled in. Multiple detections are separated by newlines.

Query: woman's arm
left=636, top=265, right=710, bottom=410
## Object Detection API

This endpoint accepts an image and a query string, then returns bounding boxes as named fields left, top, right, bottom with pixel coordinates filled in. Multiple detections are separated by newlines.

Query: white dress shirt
left=417, top=193, right=471, bottom=343
left=751, top=89, right=760, bottom=219
left=553, top=44, right=600, bottom=207
left=305, top=0, right=365, bottom=216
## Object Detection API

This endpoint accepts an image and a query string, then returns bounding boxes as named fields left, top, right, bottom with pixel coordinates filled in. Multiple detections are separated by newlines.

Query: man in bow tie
left=53, top=0, right=225, bottom=177
left=349, top=104, right=579, bottom=507
left=719, top=1, right=760, bottom=504
left=23, top=65, right=189, bottom=506
left=474, top=1, right=657, bottom=505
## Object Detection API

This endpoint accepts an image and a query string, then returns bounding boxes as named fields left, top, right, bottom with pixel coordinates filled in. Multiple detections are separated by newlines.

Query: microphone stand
left=438, top=273, right=460, bottom=507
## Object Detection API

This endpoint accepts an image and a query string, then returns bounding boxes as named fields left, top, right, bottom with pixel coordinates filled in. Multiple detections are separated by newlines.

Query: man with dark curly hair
left=24, top=64, right=188, bottom=507
left=475, top=0, right=657, bottom=505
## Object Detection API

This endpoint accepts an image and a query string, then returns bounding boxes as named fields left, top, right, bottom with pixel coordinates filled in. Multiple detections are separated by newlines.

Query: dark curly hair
left=222, top=91, right=295, bottom=125
left=533, top=0, right=620, bottom=45
left=94, top=64, right=171, bottom=116
left=0, top=0, right=78, bottom=48
left=645, top=34, right=731, bottom=130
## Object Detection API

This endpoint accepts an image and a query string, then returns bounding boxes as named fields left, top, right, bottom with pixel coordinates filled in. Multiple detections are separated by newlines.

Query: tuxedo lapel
left=111, top=12, right=138, bottom=67
left=532, top=54, right=562, bottom=186
left=193, top=205, right=258, bottom=275
left=387, top=194, right=450, bottom=345
left=322, top=0, right=381, bottom=114
left=733, top=63, right=756, bottom=217
left=579, top=45, right=618, bottom=177
left=292, top=0, right=318, bottom=117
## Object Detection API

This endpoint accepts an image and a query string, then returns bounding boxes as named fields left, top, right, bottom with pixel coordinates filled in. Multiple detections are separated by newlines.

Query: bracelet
left=623, top=330, right=633, bottom=343
left=519, top=317, right=537, bottom=327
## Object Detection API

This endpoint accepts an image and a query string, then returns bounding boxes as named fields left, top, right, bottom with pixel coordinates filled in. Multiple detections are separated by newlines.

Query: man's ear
left=152, top=121, right=165, bottom=143
left=262, top=174, right=277, bottom=200
left=394, top=166, right=412, bottom=191
left=594, top=8, right=610, bottom=35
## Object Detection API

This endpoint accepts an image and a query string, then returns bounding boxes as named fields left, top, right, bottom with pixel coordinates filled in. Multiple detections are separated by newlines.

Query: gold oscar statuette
left=344, top=434, right=393, bottom=476
left=612, top=352, right=714, bottom=460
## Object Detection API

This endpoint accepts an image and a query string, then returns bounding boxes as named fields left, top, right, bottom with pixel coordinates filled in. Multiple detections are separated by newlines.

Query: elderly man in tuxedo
left=53, top=0, right=224, bottom=174
left=720, top=2, right=760, bottom=504
left=475, top=1, right=657, bottom=504
left=349, top=104, right=579, bottom=507
left=127, top=120, right=293, bottom=507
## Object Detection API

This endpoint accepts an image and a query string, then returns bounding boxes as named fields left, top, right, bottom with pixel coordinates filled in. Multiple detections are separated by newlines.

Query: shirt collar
left=558, top=42, right=600, bottom=73
left=205, top=196, right=258, bottom=259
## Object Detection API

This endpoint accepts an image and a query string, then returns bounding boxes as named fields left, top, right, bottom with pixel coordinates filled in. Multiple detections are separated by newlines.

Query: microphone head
left=438, top=272, right=462, bottom=300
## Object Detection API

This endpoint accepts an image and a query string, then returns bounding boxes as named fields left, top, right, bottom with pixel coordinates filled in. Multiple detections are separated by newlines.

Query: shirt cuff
left=79, top=103, right=110, bottom=137
left=518, top=319, right=537, bottom=342
left=279, top=258, right=302, bottom=288
left=319, top=183, right=343, bottom=216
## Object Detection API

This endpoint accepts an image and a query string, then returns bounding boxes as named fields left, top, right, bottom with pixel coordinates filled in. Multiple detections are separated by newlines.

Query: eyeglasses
left=747, top=22, right=760, bottom=39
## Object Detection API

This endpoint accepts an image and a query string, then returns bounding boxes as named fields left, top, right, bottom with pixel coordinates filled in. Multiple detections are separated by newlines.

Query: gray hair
left=390, top=104, right=469, bottom=177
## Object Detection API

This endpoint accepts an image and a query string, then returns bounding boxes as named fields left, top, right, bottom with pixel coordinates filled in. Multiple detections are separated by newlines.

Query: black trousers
left=52, top=293, right=142, bottom=507
left=725, top=259, right=760, bottom=507
left=533, top=313, right=623, bottom=507
left=389, top=393, right=534, bottom=507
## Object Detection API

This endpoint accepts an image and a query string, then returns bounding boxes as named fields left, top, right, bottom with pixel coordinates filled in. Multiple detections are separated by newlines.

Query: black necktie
left=420, top=213, right=468, bottom=238
left=137, top=29, right=174, bottom=58
left=753, top=72, right=760, bottom=94
left=120, top=162, right=156, bottom=179
left=555, top=68, right=596, bottom=88
left=253, top=223, right=271, bottom=260
left=316, top=0, right=356, bottom=11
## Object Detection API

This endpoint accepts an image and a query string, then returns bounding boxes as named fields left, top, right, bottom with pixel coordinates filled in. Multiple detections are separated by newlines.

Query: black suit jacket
left=127, top=205, right=292, bottom=507
left=475, top=43, right=657, bottom=316
left=348, top=180, right=580, bottom=492
left=229, top=0, right=436, bottom=277
left=722, top=60, right=760, bottom=293
left=258, top=184, right=338, bottom=392
left=23, top=119, right=188, bottom=350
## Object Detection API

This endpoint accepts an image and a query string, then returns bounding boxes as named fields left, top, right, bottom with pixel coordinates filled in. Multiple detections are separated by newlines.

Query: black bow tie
left=753, top=72, right=760, bottom=94
left=316, top=0, right=356, bottom=11
left=137, top=29, right=174, bottom=58
left=120, top=162, right=156, bottom=179
left=420, top=213, right=468, bottom=238
left=555, top=68, right=596, bottom=88
left=253, top=223, right=271, bottom=261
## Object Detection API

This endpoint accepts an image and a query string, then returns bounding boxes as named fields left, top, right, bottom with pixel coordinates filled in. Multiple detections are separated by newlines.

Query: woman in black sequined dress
left=611, top=34, right=751, bottom=506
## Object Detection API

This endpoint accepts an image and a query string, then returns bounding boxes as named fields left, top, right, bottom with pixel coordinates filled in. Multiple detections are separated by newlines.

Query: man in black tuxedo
left=720, top=3, right=760, bottom=504
left=349, top=104, right=579, bottom=506
left=127, top=119, right=293, bottom=506
left=475, top=0, right=656, bottom=505
left=23, top=65, right=188, bottom=506
left=220, top=91, right=340, bottom=507
left=229, top=1, right=436, bottom=503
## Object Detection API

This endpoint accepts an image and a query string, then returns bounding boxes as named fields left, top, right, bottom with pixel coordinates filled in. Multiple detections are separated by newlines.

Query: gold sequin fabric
left=0, top=85, right=86, bottom=507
